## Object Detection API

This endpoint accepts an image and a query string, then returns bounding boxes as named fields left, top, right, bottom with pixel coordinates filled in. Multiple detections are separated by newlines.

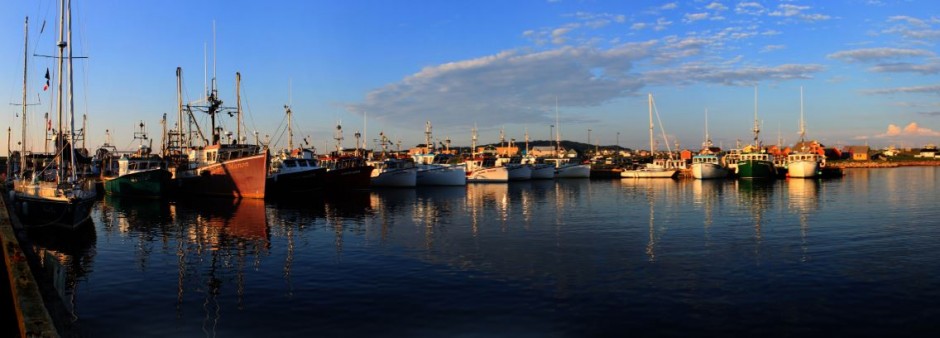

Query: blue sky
left=2, top=0, right=939, bottom=155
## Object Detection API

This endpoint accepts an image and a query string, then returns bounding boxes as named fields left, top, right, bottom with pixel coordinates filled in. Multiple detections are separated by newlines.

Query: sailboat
left=691, top=109, right=729, bottom=179
left=787, top=87, right=823, bottom=178
left=736, top=87, right=777, bottom=179
left=166, top=68, right=269, bottom=198
left=621, top=93, right=679, bottom=179
left=11, top=7, right=96, bottom=228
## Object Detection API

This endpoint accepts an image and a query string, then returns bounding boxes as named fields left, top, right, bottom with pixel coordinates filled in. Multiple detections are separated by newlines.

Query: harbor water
left=31, top=167, right=940, bottom=337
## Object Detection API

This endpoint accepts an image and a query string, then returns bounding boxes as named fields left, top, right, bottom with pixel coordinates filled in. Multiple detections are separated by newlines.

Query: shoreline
left=827, top=160, right=940, bottom=168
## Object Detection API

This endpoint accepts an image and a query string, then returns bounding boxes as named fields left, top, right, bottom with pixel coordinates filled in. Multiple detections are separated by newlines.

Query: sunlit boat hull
left=175, top=152, right=269, bottom=199
left=691, top=163, right=729, bottom=179
left=12, top=181, right=96, bottom=229
left=467, top=167, right=508, bottom=183
left=621, top=168, right=678, bottom=179
left=787, top=160, right=820, bottom=178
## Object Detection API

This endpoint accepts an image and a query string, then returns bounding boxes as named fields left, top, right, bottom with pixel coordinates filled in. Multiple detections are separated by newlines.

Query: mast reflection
left=735, top=179, right=775, bottom=258
left=787, top=179, right=820, bottom=261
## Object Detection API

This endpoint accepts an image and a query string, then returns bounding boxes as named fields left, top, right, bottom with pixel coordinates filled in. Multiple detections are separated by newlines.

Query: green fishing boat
left=103, top=154, right=172, bottom=197
left=736, top=152, right=776, bottom=179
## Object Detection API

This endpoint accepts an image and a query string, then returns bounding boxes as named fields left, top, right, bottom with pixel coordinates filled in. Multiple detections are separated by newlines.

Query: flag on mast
left=43, top=68, right=50, bottom=91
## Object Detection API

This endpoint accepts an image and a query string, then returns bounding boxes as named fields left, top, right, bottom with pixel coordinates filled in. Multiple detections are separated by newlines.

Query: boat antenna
left=753, top=85, right=760, bottom=149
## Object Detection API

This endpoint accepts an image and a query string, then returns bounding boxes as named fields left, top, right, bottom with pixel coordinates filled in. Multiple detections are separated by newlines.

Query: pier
left=1, top=194, right=58, bottom=338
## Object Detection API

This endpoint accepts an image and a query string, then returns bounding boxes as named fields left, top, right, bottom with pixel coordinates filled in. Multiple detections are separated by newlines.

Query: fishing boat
left=544, top=99, right=590, bottom=179
left=319, top=123, right=373, bottom=189
left=787, top=87, right=823, bottom=178
left=736, top=87, right=776, bottom=179
left=102, top=122, right=172, bottom=197
left=166, top=69, right=269, bottom=198
left=519, top=130, right=555, bottom=179
left=464, top=126, right=509, bottom=183
left=413, top=153, right=466, bottom=186
left=11, top=10, right=96, bottom=228
left=691, top=109, right=729, bottom=179
left=370, top=157, right=417, bottom=187
left=266, top=105, right=327, bottom=197
left=621, top=93, right=678, bottom=179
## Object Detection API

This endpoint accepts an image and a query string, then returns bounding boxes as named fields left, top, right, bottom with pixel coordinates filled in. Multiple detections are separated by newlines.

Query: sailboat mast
left=703, top=108, right=710, bottom=149
left=67, top=0, right=78, bottom=182
left=425, top=121, right=431, bottom=153
left=648, top=93, right=654, bottom=158
left=55, top=0, right=65, bottom=183
left=176, top=67, right=183, bottom=151
left=20, top=17, right=28, bottom=172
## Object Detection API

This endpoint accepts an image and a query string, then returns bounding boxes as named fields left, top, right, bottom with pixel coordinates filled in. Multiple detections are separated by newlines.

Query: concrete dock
left=1, top=194, right=59, bottom=337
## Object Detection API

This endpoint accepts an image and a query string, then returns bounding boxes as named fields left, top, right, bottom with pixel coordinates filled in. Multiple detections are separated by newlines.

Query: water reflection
left=787, top=179, right=820, bottom=262
left=735, top=180, right=775, bottom=256
left=27, top=221, right=97, bottom=322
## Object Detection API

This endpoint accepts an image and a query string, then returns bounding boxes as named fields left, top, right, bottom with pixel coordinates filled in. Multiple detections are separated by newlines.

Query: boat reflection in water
left=735, top=179, right=775, bottom=255
left=787, top=179, right=820, bottom=261
left=25, top=220, right=96, bottom=333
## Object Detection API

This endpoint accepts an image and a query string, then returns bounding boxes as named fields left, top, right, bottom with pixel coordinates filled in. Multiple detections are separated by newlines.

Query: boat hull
left=555, top=164, right=591, bottom=178
left=175, top=152, right=269, bottom=199
left=507, top=165, right=532, bottom=181
left=787, top=160, right=820, bottom=178
left=416, top=165, right=466, bottom=186
left=12, top=190, right=96, bottom=229
left=736, top=160, right=776, bottom=179
left=266, top=167, right=327, bottom=197
left=529, top=165, right=555, bottom=179
left=467, top=167, right=508, bottom=183
left=103, top=169, right=172, bottom=197
left=621, top=168, right=678, bottom=179
left=371, top=168, right=417, bottom=187
left=324, top=166, right=374, bottom=189
left=691, top=163, right=729, bottom=179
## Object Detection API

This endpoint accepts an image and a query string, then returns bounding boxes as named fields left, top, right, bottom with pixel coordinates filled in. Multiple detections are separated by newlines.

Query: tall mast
left=524, top=128, right=529, bottom=156
left=471, top=124, right=477, bottom=157
left=424, top=121, right=432, bottom=153
left=55, top=0, right=65, bottom=183
left=176, top=67, right=183, bottom=151
left=799, top=86, right=805, bottom=143
left=285, top=104, right=293, bottom=150
left=236, top=72, right=241, bottom=143
left=648, top=93, right=654, bottom=158
left=20, top=17, right=28, bottom=173
left=753, top=85, right=760, bottom=148
left=555, top=97, right=560, bottom=157
left=703, top=108, right=711, bottom=149
left=67, top=0, right=77, bottom=182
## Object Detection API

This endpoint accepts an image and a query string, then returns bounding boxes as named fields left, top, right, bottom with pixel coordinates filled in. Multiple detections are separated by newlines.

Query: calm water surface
left=32, top=167, right=940, bottom=337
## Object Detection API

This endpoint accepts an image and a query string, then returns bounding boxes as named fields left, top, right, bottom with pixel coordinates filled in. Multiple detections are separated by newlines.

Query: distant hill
left=451, top=140, right=632, bottom=155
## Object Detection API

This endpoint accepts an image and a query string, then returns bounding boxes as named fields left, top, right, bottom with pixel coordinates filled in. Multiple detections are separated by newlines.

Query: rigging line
left=651, top=96, right=673, bottom=156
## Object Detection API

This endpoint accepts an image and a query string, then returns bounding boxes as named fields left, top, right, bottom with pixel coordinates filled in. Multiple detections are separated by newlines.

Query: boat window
left=285, top=160, right=297, bottom=167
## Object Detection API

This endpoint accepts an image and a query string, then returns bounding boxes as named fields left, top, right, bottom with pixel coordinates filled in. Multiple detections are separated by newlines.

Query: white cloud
left=654, top=17, right=673, bottom=31
left=684, top=12, right=710, bottom=23
left=643, top=62, right=824, bottom=86
left=552, top=24, right=578, bottom=44
left=869, top=60, right=940, bottom=74
left=631, top=22, right=647, bottom=30
left=761, top=44, right=786, bottom=53
left=706, top=2, right=728, bottom=11
left=864, top=84, right=940, bottom=95
left=661, top=3, right=678, bottom=10
left=827, top=48, right=934, bottom=63
left=735, top=2, right=765, bottom=16
left=347, top=44, right=655, bottom=129
left=769, top=4, right=831, bottom=22
left=876, top=122, right=940, bottom=138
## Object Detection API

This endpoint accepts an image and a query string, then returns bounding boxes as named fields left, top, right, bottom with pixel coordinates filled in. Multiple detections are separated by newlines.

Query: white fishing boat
left=787, top=87, right=823, bottom=178
left=621, top=93, right=679, bottom=179
left=11, top=10, right=96, bottom=228
left=545, top=99, right=590, bottom=179
left=370, top=157, right=418, bottom=187
left=495, top=157, right=532, bottom=181
left=411, top=122, right=466, bottom=186
left=691, top=109, right=729, bottom=179
left=519, top=131, right=554, bottom=179
left=466, top=157, right=509, bottom=182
